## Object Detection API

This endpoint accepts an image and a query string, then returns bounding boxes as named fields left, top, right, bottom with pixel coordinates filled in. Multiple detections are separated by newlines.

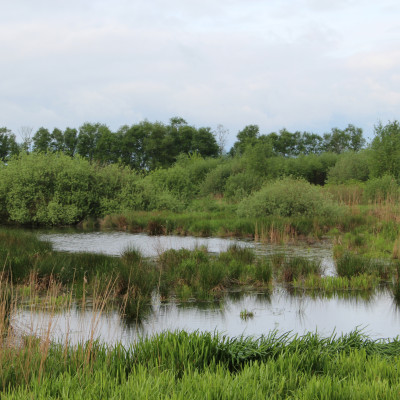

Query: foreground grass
left=2, top=330, right=400, bottom=399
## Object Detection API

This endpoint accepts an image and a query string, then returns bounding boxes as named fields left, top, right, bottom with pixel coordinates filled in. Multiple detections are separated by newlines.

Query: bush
left=237, top=177, right=343, bottom=218
left=363, top=175, right=399, bottom=203
left=327, top=151, right=370, bottom=184
left=224, top=171, right=263, bottom=200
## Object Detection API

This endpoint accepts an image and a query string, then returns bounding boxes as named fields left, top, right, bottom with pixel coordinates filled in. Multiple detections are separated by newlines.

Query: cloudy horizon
left=1, top=0, right=400, bottom=148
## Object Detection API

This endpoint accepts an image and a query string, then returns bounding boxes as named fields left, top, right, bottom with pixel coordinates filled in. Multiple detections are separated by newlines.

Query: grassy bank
left=1, top=329, right=400, bottom=398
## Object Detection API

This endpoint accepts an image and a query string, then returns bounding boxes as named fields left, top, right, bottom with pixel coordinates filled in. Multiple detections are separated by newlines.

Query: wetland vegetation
left=2, top=119, right=400, bottom=396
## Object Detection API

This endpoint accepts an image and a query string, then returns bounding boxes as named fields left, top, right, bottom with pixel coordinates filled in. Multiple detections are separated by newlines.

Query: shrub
left=326, top=151, right=370, bottom=184
left=237, top=177, right=343, bottom=219
left=363, top=175, right=399, bottom=203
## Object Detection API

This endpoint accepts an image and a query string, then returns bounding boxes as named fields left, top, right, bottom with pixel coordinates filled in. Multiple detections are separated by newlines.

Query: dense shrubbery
left=2, top=120, right=400, bottom=226
left=237, top=177, right=342, bottom=219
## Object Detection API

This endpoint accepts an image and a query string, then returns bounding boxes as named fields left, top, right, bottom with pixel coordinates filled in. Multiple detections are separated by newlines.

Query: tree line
left=0, top=118, right=367, bottom=169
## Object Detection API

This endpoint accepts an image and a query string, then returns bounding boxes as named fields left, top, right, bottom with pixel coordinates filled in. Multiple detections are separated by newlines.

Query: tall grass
left=294, top=274, right=380, bottom=291
left=336, top=252, right=392, bottom=280
left=271, top=255, right=322, bottom=283
left=2, top=327, right=400, bottom=398
left=158, top=246, right=272, bottom=300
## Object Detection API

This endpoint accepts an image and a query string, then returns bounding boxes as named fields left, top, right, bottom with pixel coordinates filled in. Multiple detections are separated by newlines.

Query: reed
left=157, top=246, right=272, bottom=300
left=336, top=252, right=392, bottom=280
left=294, top=274, right=380, bottom=291
left=272, top=256, right=322, bottom=283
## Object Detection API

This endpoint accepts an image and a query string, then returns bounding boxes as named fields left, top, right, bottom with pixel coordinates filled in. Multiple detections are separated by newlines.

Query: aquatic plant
left=273, top=256, right=322, bottom=283
left=336, top=252, right=392, bottom=280
left=240, top=309, right=254, bottom=320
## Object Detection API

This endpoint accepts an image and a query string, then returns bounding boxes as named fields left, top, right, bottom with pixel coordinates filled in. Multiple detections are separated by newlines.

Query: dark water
left=24, top=231, right=398, bottom=343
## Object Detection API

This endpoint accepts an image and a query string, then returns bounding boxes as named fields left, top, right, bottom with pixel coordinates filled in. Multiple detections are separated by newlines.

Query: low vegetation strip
left=1, top=330, right=400, bottom=398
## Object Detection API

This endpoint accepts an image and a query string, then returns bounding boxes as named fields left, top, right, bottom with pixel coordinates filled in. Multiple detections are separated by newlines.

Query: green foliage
left=3, top=330, right=400, bottom=398
left=0, top=127, right=19, bottom=162
left=363, top=175, right=399, bottom=202
left=336, top=252, right=392, bottom=279
left=0, top=153, right=102, bottom=224
left=271, top=255, right=322, bottom=282
left=200, top=160, right=235, bottom=196
left=327, top=151, right=371, bottom=184
left=237, top=177, right=342, bottom=219
left=224, top=170, right=263, bottom=200
left=370, top=120, right=400, bottom=180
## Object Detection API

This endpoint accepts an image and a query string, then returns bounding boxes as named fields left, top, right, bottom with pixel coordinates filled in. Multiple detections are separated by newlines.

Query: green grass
left=336, top=252, right=392, bottom=280
left=293, top=273, right=380, bottom=291
left=158, top=246, right=272, bottom=300
left=2, top=330, right=400, bottom=398
left=271, top=255, right=322, bottom=283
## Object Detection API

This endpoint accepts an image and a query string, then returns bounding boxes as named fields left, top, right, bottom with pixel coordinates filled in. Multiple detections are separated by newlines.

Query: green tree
left=64, top=127, right=78, bottom=157
left=229, top=125, right=260, bottom=156
left=32, top=127, right=52, bottom=153
left=323, top=124, right=365, bottom=154
left=50, top=128, right=65, bottom=153
left=0, top=127, right=19, bottom=162
left=370, top=120, right=400, bottom=180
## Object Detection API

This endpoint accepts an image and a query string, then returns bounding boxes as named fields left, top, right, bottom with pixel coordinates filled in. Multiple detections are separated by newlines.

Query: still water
left=19, top=231, right=398, bottom=343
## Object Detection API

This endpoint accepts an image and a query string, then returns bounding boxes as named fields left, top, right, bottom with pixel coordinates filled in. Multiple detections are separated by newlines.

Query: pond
left=17, top=231, right=398, bottom=343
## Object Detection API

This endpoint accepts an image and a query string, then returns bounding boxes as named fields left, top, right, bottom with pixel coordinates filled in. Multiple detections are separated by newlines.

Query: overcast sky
left=1, top=0, right=400, bottom=147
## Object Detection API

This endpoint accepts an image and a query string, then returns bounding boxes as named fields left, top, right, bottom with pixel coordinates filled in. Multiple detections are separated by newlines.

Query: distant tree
left=370, top=120, right=400, bottom=180
left=18, top=126, right=33, bottom=153
left=50, top=128, right=65, bottom=153
left=76, top=123, right=104, bottom=161
left=94, top=125, right=119, bottom=164
left=273, top=129, right=301, bottom=157
left=298, top=132, right=324, bottom=155
left=32, top=127, right=52, bottom=153
left=191, top=127, right=219, bottom=157
left=118, top=124, right=148, bottom=169
left=64, top=127, right=78, bottom=157
left=0, top=127, right=19, bottom=162
left=323, top=124, right=365, bottom=154
left=230, top=125, right=260, bottom=155
left=215, top=124, right=229, bottom=155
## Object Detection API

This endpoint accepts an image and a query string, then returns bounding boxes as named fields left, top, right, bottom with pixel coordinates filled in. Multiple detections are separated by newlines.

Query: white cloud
left=0, top=0, right=400, bottom=145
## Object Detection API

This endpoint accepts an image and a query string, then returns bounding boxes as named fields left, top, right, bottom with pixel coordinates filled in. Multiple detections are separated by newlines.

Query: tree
left=215, top=124, right=229, bottom=155
left=32, top=127, right=51, bottom=153
left=0, top=127, right=19, bottom=162
left=191, top=127, right=219, bottom=157
left=323, top=124, right=365, bottom=154
left=76, top=123, right=103, bottom=161
left=18, top=126, right=33, bottom=153
left=64, top=128, right=78, bottom=157
left=230, top=125, right=260, bottom=156
left=50, top=128, right=65, bottom=153
left=370, top=120, right=400, bottom=180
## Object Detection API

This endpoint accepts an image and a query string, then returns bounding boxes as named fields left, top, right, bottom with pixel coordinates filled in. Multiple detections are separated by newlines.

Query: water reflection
left=30, top=231, right=400, bottom=341
left=40, top=231, right=335, bottom=276
left=12, top=287, right=400, bottom=345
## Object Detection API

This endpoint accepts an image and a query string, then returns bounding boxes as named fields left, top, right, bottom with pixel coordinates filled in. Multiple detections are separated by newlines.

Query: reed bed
left=336, top=252, right=393, bottom=280
left=158, top=245, right=272, bottom=300
left=271, top=255, right=322, bottom=283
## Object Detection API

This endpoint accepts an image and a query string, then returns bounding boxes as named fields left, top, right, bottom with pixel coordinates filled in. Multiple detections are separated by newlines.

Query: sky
left=1, top=0, right=400, bottom=148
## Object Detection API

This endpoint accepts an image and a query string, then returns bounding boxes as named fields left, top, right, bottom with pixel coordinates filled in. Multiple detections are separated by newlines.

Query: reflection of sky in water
left=40, top=231, right=335, bottom=275
left=13, top=288, right=400, bottom=346
left=29, top=232, right=394, bottom=344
